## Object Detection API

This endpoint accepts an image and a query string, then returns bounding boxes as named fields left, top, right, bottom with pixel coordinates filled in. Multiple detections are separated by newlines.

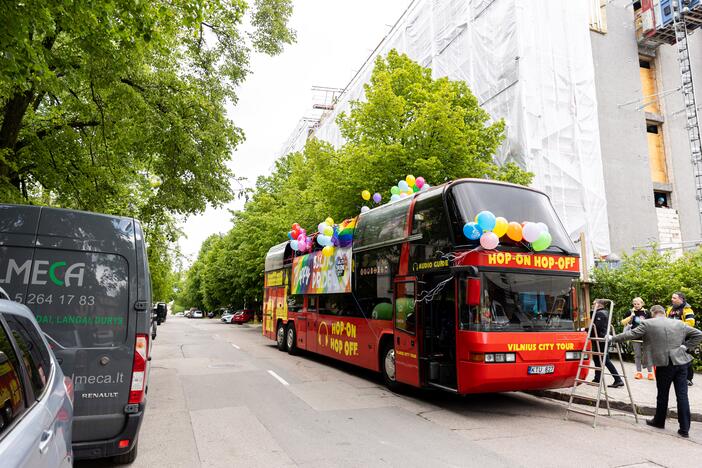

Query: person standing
left=666, top=292, right=696, bottom=386
left=621, top=297, right=654, bottom=380
left=612, top=305, right=702, bottom=438
left=591, top=299, right=624, bottom=388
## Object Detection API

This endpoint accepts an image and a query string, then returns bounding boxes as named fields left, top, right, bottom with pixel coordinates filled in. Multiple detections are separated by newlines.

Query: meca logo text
left=0, top=259, right=85, bottom=287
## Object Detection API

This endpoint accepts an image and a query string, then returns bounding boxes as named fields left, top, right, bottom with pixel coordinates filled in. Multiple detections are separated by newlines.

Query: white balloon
left=522, top=222, right=542, bottom=243
left=536, top=222, right=549, bottom=233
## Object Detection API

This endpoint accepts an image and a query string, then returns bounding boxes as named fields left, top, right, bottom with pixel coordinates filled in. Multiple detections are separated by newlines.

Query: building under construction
left=281, top=0, right=702, bottom=260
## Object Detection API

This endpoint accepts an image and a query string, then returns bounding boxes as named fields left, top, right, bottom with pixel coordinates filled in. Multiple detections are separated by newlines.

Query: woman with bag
left=621, top=297, right=653, bottom=380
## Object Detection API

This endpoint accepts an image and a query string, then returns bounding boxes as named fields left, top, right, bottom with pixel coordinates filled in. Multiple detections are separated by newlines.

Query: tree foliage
left=181, top=50, right=533, bottom=310
left=0, top=0, right=295, bottom=299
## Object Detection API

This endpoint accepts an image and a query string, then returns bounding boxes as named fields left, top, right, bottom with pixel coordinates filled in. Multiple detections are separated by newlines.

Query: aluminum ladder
left=673, top=2, right=702, bottom=234
left=565, top=299, right=638, bottom=428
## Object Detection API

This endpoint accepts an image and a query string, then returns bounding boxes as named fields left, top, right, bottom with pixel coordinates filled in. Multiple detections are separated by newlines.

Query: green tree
left=183, top=50, right=533, bottom=308
left=0, top=0, right=295, bottom=298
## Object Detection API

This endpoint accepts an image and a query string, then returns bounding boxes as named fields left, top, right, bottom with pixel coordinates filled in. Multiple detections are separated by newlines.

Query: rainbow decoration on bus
left=291, top=247, right=352, bottom=295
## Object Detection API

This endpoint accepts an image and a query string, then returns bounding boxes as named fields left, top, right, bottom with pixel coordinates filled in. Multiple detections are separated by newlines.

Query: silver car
left=0, top=298, right=73, bottom=467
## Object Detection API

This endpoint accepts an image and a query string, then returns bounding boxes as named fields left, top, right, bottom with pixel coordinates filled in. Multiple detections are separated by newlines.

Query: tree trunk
left=0, top=89, right=35, bottom=189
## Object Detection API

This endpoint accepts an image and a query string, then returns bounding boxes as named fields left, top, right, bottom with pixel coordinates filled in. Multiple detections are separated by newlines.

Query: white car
left=221, top=312, right=236, bottom=323
left=192, top=310, right=203, bottom=319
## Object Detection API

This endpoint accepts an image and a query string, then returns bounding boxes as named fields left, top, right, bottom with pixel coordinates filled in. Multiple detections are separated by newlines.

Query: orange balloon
left=506, top=222, right=523, bottom=242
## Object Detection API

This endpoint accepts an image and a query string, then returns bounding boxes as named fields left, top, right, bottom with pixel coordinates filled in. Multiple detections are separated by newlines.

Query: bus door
left=393, top=278, right=420, bottom=386
left=305, top=296, right=318, bottom=353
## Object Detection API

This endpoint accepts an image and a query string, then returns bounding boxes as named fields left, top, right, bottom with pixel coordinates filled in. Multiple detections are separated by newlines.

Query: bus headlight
left=565, top=351, right=581, bottom=361
left=484, top=353, right=516, bottom=363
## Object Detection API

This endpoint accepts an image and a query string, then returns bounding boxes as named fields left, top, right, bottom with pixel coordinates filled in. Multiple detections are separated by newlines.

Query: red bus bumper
left=455, top=330, right=588, bottom=394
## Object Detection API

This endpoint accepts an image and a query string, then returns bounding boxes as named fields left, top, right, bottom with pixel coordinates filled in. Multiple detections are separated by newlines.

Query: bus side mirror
left=467, top=279, right=481, bottom=306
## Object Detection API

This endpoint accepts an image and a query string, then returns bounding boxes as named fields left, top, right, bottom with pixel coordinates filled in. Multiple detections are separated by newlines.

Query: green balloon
left=532, top=231, right=552, bottom=252
left=412, top=185, right=419, bottom=192
left=390, top=186, right=400, bottom=195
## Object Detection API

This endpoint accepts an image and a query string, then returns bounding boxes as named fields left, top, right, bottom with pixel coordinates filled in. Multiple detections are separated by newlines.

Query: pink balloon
left=415, top=177, right=425, bottom=189
left=480, top=232, right=499, bottom=250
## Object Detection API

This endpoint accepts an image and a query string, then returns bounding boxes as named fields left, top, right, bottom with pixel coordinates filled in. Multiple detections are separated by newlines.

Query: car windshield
left=460, top=272, right=575, bottom=332
left=447, top=181, right=576, bottom=254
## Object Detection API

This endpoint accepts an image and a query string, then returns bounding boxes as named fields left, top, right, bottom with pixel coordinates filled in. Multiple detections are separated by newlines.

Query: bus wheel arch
left=276, top=320, right=287, bottom=351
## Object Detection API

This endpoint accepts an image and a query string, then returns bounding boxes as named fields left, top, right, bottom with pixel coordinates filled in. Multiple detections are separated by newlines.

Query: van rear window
left=0, top=247, right=129, bottom=348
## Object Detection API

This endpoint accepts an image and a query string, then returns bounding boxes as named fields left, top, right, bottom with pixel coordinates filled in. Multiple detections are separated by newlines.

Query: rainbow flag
left=338, top=217, right=356, bottom=247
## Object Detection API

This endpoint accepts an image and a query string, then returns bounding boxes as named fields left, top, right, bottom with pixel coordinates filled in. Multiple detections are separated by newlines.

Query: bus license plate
left=528, top=365, right=555, bottom=375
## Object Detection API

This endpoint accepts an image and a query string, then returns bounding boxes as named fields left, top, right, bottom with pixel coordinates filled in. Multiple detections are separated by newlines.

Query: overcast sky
left=177, top=0, right=410, bottom=264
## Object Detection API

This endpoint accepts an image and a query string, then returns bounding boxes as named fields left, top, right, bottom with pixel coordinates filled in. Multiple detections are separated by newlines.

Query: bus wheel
left=286, top=325, right=297, bottom=355
left=276, top=323, right=287, bottom=351
left=381, top=344, right=400, bottom=391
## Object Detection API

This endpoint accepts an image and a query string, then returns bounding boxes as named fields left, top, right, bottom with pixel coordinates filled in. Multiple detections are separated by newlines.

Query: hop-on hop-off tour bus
left=0, top=205, right=151, bottom=463
left=263, top=179, right=589, bottom=394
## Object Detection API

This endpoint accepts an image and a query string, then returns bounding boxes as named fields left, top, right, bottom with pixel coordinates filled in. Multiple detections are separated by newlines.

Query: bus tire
left=286, top=324, right=297, bottom=355
left=381, top=343, right=400, bottom=391
left=276, top=322, right=287, bottom=351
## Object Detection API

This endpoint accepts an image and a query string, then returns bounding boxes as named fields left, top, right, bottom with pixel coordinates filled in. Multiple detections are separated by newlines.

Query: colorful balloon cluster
left=462, top=211, right=552, bottom=251
left=389, top=175, right=429, bottom=203
left=288, top=223, right=311, bottom=253
left=360, top=189, right=383, bottom=213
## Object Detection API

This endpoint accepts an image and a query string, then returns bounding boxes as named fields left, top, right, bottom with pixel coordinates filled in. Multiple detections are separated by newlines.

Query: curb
left=530, top=389, right=702, bottom=423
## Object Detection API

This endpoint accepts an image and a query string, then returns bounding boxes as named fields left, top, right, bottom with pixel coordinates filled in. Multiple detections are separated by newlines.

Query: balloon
left=400, top=192, right=408, bottom=198
left=317, top=234, right=327, bottom=246
left=292, top=223, right=300, bottom=230
left=373, top=192, right=382, bottom=203
left=390, top=194, right=401, bottom=202
left=476, top=211, right=497, bottom=232
left=398, top=180, right=409, bottom=191
left=361, top=190, right=371, bottom=201
left=322, top=245, right=334, bottom=257
left=323, top=226, right=333, bottom=237
left=325, top=217, right=334, bottom=225
left=287, top=231, right=293, bottom=240
left=506, top=222, right=523, bottom=242
left=522, top=222, right=542, bottom=243
left=317, top=222, right=327, bottom=233
left=290, top=240, right=299, bottom=250
left=463, top=222, right=483, bottom=240
left=415, top=176, right=425, bottom=189
left=406, top=175, right=416, bottom=187
left=361, top=205, right=370, bottom=213
left=493, top=217, right=508, bottom=237
left=480, top=232, right=499, bottom=250
left=532, top=231, right=552, bottom=252
left=536, top=222, right=549, bottom=233
left=421, top=184, right=430, bottom=191
left=390, top=186, right=400, bottom=195
left=297, top=234, right=306, bottom=243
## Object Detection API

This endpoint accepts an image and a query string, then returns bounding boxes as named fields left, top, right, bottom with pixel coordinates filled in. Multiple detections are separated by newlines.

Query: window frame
left=2, top=313, right=53, bottom=403
left=589, top=0, right=608, bottom=34
left=0, top=313, right=31, bottom=439
left=394, top=280, right=417, bottom=335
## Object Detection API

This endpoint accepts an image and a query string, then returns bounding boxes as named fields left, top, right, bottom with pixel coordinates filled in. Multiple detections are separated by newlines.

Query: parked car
left=0, top=204, right=151, bottom=463
left=231, top=310, right=254, bottom=325
left=0, top=298, right=73, bottom=468
left=207, top=311, right=215, bottom=319
left=174, top=312, right=185, bottom=317
left=192, top=310, right=203, bottom=319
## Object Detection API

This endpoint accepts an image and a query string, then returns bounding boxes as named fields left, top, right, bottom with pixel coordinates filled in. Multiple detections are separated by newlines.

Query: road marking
left=231, top=343, right=240, bottom=350
left=267, top=370, right=289, bottom=386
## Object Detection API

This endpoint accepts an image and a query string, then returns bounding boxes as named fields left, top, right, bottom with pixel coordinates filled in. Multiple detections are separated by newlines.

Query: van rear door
left=0, top=207, right=139, bottom=443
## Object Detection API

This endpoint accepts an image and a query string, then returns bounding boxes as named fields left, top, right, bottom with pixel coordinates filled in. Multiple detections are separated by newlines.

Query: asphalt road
left=79, top=316, right=702, bottom=467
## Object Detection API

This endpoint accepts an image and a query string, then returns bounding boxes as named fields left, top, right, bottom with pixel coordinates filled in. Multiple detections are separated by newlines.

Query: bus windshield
left=447, top=181, right=576, bottom=254
left=461, top=272, right=575, bottom=332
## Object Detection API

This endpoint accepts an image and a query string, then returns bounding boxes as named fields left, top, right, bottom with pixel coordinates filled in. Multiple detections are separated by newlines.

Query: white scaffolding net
left=307, top=0, right=611, bottom=258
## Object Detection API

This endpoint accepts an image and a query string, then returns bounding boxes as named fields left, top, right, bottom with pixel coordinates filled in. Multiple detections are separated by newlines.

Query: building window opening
left=654, top=191, right=670, bottom=208
left=646, top=121, right=668, bottom=184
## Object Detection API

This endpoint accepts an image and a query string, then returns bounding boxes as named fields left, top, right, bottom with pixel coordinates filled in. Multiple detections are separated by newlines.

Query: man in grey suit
left=612, top=305, right=702, bottom=437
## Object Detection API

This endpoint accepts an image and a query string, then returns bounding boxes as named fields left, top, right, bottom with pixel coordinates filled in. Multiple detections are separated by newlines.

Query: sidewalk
left=532, top=360, right=702, bottom=422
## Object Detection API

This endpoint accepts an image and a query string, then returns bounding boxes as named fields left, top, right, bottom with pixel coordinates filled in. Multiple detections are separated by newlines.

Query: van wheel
left=381, top=344, right=400, bottom=391
left=276, top=323, right=287, bottom=351
left=286, top=325, right=297, bottom=355
left=113, top=438, right=138, bottom=464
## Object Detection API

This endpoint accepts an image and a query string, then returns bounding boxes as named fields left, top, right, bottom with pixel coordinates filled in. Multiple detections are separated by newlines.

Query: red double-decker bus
left=262, top=179, right=587, bottom=393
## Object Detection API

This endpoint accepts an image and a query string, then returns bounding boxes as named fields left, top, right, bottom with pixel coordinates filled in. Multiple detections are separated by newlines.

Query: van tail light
left=63, top=376, right=74, bottom=406
left=128, top=334, right=148, bottom=404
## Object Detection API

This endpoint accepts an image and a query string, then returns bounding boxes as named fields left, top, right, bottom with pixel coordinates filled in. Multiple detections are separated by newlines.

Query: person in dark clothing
left=666, top=292, right=696, bottom=386
left=591, top=299, right=624, bottom=388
